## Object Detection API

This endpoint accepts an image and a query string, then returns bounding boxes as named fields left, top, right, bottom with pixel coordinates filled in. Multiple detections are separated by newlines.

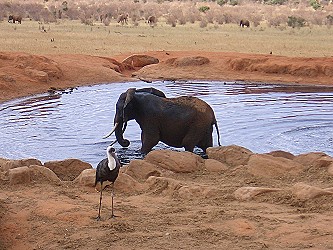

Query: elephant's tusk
left=102, top=123, right=119, bottom=139
left=109, top=139, right=117, bottom=146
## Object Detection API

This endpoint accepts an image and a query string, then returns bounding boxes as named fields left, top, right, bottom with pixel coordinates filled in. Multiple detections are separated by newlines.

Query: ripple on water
left=0, top=81, right=333, bottom=167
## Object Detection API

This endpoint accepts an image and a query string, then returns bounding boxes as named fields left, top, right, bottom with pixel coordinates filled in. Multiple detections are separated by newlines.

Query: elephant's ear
left=122, top=88, right=136, bottom=122
left=124, top=88, right=136, bottom=109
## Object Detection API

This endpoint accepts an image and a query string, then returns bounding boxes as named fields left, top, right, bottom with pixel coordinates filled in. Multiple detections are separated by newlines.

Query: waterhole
left=1, top=81, right=332, bottom=166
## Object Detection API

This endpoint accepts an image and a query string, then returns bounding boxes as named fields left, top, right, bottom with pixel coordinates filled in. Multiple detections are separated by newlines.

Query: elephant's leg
left=184, top=144, right=195, bottom=152
left=198, top=135, right=213, bottom=152
left=183, top=127, right=213, bottom=152
left=198, top=128, right=213, bottom=152
left=181, top=132, right=197, bottom=152
left=140, top=131, right=160, bottom=154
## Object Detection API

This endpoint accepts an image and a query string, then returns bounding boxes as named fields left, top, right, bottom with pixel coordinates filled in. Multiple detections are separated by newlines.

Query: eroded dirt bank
left=1, top=50, right=333, bottom=103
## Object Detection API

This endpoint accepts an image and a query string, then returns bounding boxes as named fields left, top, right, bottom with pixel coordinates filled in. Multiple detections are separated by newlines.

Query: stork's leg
left=111, top=183, right=116, bottom=218
left=96, top=187, right=103, bottom=221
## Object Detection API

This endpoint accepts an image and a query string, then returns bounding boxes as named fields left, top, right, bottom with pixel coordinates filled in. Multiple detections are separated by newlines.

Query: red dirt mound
left=1, top=50, right=333, bottom=103
left=165, top=56, right=210, bottom=66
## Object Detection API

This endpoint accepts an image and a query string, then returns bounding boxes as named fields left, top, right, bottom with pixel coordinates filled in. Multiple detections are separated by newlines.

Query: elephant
left=240, top=19, right=250, bottom=28
left=117, top=13, right=128, bottom=25
left=8, top=15, right=22, bottom=24
left=103, top=87, right=221, bottom=154
left=147, top=15, right=157, bottom=26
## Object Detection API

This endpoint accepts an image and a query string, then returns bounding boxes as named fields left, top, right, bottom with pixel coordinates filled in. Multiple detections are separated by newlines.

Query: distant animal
left=8, top=15, right=22, bottom=24
left=117, top=13, right=129, bottom=25
left=240, top=19, right=250, bottom=28
left=147, top=15, right=157, bottom=26
left=95, top=146, right=121, bottom=220
left=100, top=13, right=108, bottom=23
left=103, top=87, right=221, bottom=154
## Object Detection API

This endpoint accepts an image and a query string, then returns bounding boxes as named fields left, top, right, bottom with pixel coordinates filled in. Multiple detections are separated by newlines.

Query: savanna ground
left=1, top=17, right=333, bottom=57
left=1, top=9, right=333, bottom=250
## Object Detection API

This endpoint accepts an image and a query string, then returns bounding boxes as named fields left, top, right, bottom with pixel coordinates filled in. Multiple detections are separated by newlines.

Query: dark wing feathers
left=95, top=157, right=121, bottom=186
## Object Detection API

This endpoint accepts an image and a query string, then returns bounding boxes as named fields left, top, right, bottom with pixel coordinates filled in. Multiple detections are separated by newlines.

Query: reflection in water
left=0, top=81, right=332, bottom=167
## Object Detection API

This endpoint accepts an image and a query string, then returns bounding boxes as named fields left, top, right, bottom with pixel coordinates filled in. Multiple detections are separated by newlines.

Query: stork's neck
left=107, top=152, right=117, bottom=171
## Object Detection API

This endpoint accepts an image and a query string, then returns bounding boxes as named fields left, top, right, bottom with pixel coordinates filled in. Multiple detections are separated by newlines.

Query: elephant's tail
left=214, top=120, right=221, bottom=147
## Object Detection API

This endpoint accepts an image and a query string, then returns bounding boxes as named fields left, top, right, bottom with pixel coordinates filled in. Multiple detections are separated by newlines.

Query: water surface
left=1, top=81, right=332, bottom=166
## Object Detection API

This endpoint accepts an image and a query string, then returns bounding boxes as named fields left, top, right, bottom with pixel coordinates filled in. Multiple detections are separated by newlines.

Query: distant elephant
left=103, top=87, right=221, bottom=154
left=117, top=13, right=128, bottom=25
left=8, top=15, right=22, bottom=24
left=240, top=19, right=250, bottom=27
left=147, top=15, right=156, bottom=26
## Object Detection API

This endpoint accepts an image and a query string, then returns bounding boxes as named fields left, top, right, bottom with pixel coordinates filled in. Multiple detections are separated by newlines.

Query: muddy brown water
left=1, top=81, right=332, bottom=166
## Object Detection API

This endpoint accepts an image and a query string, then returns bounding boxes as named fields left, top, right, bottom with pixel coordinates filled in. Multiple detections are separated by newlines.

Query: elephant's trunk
left=115, top=121, right=130, bottom=148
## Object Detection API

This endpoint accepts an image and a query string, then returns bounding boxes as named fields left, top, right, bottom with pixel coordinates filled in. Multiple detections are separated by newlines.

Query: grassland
left=1, top=19, right=333, bottom=57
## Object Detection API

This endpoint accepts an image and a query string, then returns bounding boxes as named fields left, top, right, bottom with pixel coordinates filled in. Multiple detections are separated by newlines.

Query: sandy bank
left=1, top=50, right=333, bottom=103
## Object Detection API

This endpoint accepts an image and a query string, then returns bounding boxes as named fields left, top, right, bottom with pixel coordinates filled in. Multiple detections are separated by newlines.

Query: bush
left=268, top=14, right=288, bottom=27
left=215, top=15, right=224, bottom=25
left=229, top=0, right=238, bottom=6
left=178, top=14, right=187, bottom=25
left=166, top=14, right=177, bottom=27
left=326, top=15, right=333, bottom=25
left=264, top=0, right=287, bottom=5
left=287, top=16, right=306, bottom=28
left=217, top=0, right=228, bottom=6
left=250, top=13, right=263, bottom=27
left=198, top=6, right=210, bottom=13
left=216, top=0, right=238, bottom=6
left=309, top=0, right=321, bottom=10
left=186, top=13, right=197, bottom=24
left=309, top=11, right=325, bottom=25
left=2, top=0, right=330, bottom=28
left=199, top=19, right=208, bottom=28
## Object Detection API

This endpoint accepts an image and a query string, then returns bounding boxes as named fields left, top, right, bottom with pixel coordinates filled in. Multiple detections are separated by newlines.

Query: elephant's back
left=171, top=96, right=213, bottom=114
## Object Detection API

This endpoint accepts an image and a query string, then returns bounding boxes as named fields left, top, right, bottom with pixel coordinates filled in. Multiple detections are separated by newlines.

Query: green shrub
left=264, top=0, right=287, bottom=5
left=198, top=6, right=210, bottom=13
left=287, top=16, right=306, bottom=28
left=217, top=0, right=228, bottom=6
left=216, top=0, right=238, bottom=5
left=309, top=0, right=321, bottom=10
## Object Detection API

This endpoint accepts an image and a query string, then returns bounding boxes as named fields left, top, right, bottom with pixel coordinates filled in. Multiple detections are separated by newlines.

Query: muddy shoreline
left=1, top=50, right=333, bottom=103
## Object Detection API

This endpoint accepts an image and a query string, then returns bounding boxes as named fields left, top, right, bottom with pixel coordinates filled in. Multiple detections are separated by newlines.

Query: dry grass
left=2, top=0, right=333, bottom=58
left=1, top=18, right=333, bottom=57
